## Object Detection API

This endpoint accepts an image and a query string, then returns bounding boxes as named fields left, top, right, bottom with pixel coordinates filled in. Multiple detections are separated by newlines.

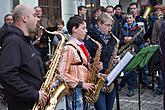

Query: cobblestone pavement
left=0, top=87, right=163, bottom=110
left=113, top=87, right=163, bottom=110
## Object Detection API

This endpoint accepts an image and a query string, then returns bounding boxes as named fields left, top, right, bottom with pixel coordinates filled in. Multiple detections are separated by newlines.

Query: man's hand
left=124, top=36, right=132, bottom=43
left=38, top=91, right=49, bottom=107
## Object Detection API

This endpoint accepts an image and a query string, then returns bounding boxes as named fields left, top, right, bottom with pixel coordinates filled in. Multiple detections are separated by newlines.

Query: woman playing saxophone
left=85, top=12, right=117, bottom=110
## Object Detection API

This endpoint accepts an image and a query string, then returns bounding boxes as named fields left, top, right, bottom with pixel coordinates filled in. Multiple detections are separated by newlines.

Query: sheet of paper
left=107, top=51, right=134, bottom=86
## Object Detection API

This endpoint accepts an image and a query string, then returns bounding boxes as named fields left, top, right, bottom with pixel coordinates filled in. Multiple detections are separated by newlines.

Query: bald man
left=0, top=4, right=48, bottom=110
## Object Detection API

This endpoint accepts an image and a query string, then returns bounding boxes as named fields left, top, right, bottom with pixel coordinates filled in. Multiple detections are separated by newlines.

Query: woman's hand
left=97, top=62, right=103, bottom=71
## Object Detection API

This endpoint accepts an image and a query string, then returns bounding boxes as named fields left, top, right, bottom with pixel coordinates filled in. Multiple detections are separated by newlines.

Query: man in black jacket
left=0, top=14, right=13, bottom=29
left=0, top=4, right=48, bottom=110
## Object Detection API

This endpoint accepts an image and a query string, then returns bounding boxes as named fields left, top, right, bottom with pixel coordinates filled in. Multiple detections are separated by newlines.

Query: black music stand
left=125, top=45, right=159, bottom=110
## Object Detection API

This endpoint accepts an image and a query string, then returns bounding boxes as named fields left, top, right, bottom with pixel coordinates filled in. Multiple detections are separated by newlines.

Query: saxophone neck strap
left=66, top=44, right=89, bottom=70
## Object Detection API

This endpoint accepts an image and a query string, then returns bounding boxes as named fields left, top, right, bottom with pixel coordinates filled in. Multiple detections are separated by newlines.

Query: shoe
left=153, top=88, right=163, bottom=95
left=127, top=90, right=135, bottom=97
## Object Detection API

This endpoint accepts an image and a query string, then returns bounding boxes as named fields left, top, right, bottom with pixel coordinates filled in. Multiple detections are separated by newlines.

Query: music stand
left=125, top=45, right=159, bottom=110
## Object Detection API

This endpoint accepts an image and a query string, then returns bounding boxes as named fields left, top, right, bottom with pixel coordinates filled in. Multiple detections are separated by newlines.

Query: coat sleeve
left=119, top=28, right=126, bottom=46
left=151, top=21, right=159, bottom=44
left=0, top=37, right=39, bottom=102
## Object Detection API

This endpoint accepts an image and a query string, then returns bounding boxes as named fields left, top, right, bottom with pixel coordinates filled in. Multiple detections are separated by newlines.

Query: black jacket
left=0, top=25, right=45, bottom=110
left=85, top=25, right=116, bottom=73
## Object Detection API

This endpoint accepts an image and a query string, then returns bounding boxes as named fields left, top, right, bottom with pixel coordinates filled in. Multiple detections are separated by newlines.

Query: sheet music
left=107, top=51, right=134, bottom=86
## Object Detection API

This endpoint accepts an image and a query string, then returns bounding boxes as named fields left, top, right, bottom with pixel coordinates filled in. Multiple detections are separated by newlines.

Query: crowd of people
left=0, top=2, right=165, bottom=110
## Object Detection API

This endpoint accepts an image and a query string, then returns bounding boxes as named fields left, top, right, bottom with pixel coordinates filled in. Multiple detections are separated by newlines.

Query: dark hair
left=129, top=2, right=138, bottom=8
left=114, top=4, right=122, bottom=10
left=99, top=6, right=106, bottom=12
left=92, top=8, right=101, bottom=14
left=4, top=14, right=12, bottom=21
left=126, top=12, right=135, bottom=18
left=34, top=6, right=41, bottom=9
left=78, top=6, right=86, bottom=11
left=67, top=16, right=85, bottom=35
left=105, top=5, right=113, bottom=11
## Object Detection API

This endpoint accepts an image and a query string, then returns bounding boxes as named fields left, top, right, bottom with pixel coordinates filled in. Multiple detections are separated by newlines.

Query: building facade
left=0, top=0, right=164, bottom=28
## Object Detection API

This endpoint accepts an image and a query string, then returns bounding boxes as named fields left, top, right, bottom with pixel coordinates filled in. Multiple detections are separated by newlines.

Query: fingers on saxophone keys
left=87, top=83, right=94, bottom=92
left=38, top=91, right=49, bottom=107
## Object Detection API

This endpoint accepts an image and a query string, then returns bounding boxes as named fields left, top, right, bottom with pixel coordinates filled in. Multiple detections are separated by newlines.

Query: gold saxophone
left=84, top=36, right=105, bottom=103
left=32, top=26, right=68, bottom=110
left=117, top=26, right=144, bottom=57
left=101, top=33, right=120, bottom=93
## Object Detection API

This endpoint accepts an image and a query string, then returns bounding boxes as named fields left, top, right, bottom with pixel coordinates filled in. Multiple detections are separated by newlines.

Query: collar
left=124, top=22, right=137, bottom=30
left=9, top=25, right=32, bottom=44
left=70, top=36, right=84, bottom=45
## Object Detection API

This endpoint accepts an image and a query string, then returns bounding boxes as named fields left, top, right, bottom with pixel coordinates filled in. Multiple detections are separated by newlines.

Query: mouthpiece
left=85, top=35, right=91, bottom=40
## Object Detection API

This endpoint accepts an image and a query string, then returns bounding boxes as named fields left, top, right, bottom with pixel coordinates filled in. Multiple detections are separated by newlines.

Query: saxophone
left=32, top=26, right=68, bottom=110
left=101, top=33, right=120, bottom=93
left=84, top=36, right=105, bottom=103
left=117, top=26, right=144, bottom=57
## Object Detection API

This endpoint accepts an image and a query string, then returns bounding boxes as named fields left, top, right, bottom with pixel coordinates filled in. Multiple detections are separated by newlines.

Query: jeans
left=94, top=87, right=116, bottom=110
left=67, top=87, right=89, bottom=110
left=120, top=70, right=137, bottom=91
left=156, top=70, right=163, bottom=91
left=140, top=65, right=149, bottom=87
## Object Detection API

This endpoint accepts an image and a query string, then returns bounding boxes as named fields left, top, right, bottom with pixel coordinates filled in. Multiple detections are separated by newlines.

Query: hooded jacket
left=0, top=25, right=45, bottom=110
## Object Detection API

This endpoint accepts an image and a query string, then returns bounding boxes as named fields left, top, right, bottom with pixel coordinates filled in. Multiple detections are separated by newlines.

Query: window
left=38, top=0, right=61, bottom=25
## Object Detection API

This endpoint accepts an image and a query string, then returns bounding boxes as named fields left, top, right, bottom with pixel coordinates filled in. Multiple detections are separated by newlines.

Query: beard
left=28, top=25, right=37, bottom=39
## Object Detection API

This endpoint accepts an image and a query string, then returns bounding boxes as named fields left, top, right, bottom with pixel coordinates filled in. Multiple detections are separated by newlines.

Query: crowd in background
left=0, top=2, right=165, bottom=110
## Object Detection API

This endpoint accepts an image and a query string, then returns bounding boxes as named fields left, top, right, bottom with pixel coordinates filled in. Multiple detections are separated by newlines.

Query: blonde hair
left=97, top=12, right=114, bottom=25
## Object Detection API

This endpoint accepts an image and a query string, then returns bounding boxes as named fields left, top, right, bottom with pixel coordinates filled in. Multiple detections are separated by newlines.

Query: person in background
left=52, top=18, right=68, bottom=51
left=77, top=5, right=87, bottom=19
left=152, top=5, right=165, bottom=45
left=57, top=16, right=94, bottom=110
left=112, top=4, right=126, bottom=38
left=0, top=14, right=13, bottom=29
left=0, top=4, right=48, bottom=110
left=106, top=5, right=114, bottom=16
left=129, top=2, right=149, bottom=90
left=0, top=14, right=14, bottom=107
left=85, top=12, right=117, bottom=110
left=129, top=2, right=148, bottom=31
left=33, top=6, right=52, bottom=62
left=158, top=5, right=165, bottom=109
left=88, top=7, right=103, bottom=30
left=118, top=12, right=144, bottom=96
left=150, top=5, right=165, bottom=95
